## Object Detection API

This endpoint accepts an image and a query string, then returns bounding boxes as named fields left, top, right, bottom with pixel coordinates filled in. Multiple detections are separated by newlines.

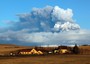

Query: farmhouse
left=59, top=49, right=69, bottom=54
left=19, top=48, right=43, bottom=55
left=54, top=46, right=72, bottom=54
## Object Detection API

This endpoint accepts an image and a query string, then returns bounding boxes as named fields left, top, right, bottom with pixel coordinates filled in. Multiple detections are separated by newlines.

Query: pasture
left=0, top=54, right=90, bottom=64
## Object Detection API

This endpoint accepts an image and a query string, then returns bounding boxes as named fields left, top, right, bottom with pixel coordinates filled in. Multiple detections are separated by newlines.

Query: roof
left=17, top=47, right=57, bottom=53
left=58, top=46, right=68, bottom=49
left=35, top=47, right=55, bottom=52
left=18, top=49, right=32, bottom=52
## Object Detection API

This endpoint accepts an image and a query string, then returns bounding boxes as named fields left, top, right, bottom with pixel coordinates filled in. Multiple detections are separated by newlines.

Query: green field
left=0, top=55, right=90, bottom=64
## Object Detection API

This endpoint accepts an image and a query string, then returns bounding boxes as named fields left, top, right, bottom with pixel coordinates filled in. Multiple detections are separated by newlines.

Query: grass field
left=0, top=44, right=34, bottom=55
left=0, top=54, right=90, bottom=64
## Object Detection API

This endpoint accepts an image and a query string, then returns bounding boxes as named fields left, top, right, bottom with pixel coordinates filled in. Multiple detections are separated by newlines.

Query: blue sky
left=0, top=0, right=90, bottom=29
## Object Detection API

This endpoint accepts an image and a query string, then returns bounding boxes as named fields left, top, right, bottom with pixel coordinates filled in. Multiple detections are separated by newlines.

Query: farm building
left=19, top=48, right=43, bottom=55
left=35, top=47, right=55, bottom=54
left=59, top=49, right=69, bottom=54
left=18, top=46, right=56, bottom=55
left=19, top=49, right=32, bottom=55
left=54, top=46, right=72, bottom=54
left=9, top=46, right=72, bottom=56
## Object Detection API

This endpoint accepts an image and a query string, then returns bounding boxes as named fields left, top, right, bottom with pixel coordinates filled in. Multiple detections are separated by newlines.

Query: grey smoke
left=14, top=6, right=80, bottom=32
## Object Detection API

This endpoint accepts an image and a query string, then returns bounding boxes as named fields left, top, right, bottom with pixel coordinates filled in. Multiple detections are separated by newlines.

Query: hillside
left=0, top=44, right=34, bottom=55
left=79, top=45, right=90, bottom=50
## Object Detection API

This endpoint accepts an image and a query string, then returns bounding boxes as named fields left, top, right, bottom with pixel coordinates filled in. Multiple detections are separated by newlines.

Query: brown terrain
left=0, top=44, right=90, bottom=64
left=0, top=44, right=34, bottom=55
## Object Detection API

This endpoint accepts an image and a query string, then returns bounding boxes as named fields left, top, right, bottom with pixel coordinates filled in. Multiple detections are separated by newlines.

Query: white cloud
left=0, top=29, right=90, bottom=45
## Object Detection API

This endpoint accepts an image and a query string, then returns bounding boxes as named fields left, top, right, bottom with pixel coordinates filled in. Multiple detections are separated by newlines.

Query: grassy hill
left=79, top=45, right=90, bottom=50
left=79, top=45, right=90, bottom=54
left=0, top=44, right=34, bottom=55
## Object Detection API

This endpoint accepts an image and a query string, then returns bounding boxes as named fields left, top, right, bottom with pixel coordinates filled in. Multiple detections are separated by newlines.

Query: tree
left=72, top=44, right=80, bottom=54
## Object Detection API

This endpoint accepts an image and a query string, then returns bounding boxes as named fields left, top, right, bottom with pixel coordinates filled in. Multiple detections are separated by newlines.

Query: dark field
left=0, top=54, right=90, bottom=64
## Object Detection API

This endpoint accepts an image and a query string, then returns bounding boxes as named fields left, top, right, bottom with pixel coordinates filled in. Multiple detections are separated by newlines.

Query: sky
left=0, top=0, right=90, bottom=29
left=0, top=0, right=90, bottom=46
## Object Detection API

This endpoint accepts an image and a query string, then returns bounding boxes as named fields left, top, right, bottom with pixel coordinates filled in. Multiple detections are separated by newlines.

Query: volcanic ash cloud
left=16, top=6, right=80, bottom=32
